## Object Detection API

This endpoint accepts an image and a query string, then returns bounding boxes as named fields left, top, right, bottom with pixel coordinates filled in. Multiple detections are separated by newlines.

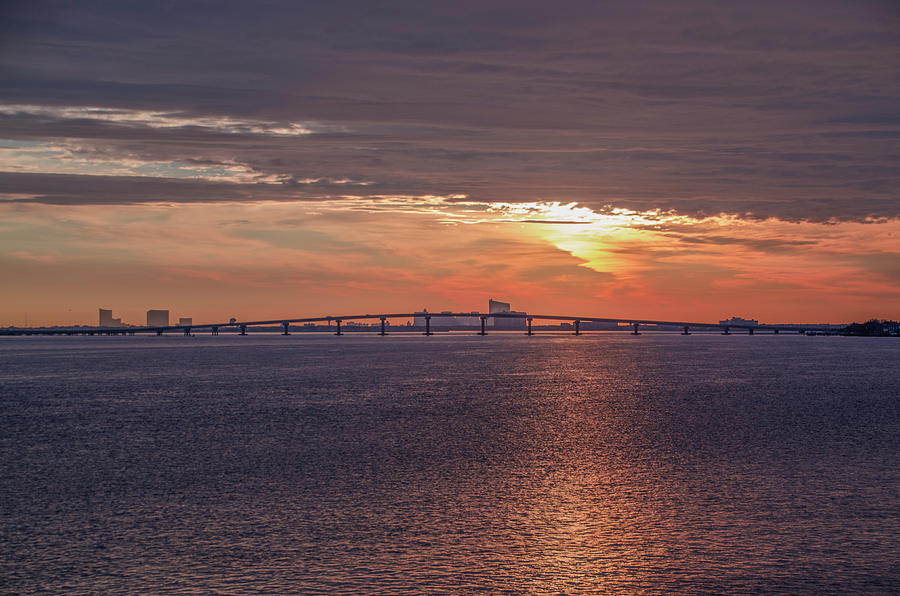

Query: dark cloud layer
left=1, top=0, right=898, bottom=220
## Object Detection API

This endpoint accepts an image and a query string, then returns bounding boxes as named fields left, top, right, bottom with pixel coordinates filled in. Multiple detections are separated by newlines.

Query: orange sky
left=2, top=198, right=897, bottom=326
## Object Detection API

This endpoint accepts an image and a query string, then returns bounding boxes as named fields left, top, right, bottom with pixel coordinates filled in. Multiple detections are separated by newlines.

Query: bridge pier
left=156, top=329, right=162, bottom=336
left=574, top=320, right=581, bottom=335
left=239, top=324, right=247, bottom=336
left=632, top=322, right=640, bottom=335
left=479, top=316, right=487, bottom=336
left=722, top=326, right=730, bottom=335
left=774, top=328, right=779, bottom=335
left=424, top=315, right=432, bottom=336
left=335, top=319, right=342, bottom=336
left=282, top=322, right=290, bottom=336
left=380, top=317, right=387, bottom=336
left=211, top=326, right=218, bottom=336
left=682, top=325, right=690, bottom=335
left=526, top=317, right=533, bottom=336
left=749, top=327, right=754, bottom=335
left=183, top=327, right=192, bottom=336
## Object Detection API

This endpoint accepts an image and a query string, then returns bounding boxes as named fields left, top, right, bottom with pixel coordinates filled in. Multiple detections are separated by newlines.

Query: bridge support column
left=156, top=329, right=162, bottom=336
left=335, top=320, right=342, bottom=336
left=774, top=329, right=779, bottom=335
left=632, top=322, right=640, bottom=335
left=184, top=327, right=192, bottom=336
left=239, top=324, right=247, bottom=336
left=574, top=320, right=581, bottom=335
left=282, top=322, right=290, bottom=336
left=212, top=326, right=218, bottom=336
left=722, top=326, right=730, bottom=335
left=526, top=317, right=533, bottom=336
left=424, top=316, right=432, bottom=336
left=479, top=316, right=487, bottom=336
left=682, top=326, right=690, bottom=335
left=380, top=317, right=387, bottom=336
left=748, top=327, right=754, bottom=335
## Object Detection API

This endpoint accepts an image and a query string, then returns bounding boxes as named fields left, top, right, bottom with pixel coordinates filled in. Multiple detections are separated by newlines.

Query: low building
left=413, top=309, right=458, bottom=327
left=719, top=316, right=759, bottom=326
left=455, top=312, right=481, bottom=327
left=178, top=317, right=192, bottom=326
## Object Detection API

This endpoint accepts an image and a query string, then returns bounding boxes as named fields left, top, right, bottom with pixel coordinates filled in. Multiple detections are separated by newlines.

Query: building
left=146, top=310, right=169, bottom=327
left=98, top=308, right=122, bottom=327
left=719, top=316, right=759, bottom=326
left=413, top=310, right=461, bottom=327
left=412, top=301, right=526, bottom=329
left=489, top=299, right=511, bottom=314
left=488, top=298, right=527, bottom=330
left=455, top=312, right=481, bottom=327
left=434, top=311, right=460, bottom=327
left=178, top=317, right=192, bottom=326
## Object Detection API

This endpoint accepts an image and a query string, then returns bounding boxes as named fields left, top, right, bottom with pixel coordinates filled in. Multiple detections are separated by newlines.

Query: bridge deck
left=3, top=311, right=832, bottom=335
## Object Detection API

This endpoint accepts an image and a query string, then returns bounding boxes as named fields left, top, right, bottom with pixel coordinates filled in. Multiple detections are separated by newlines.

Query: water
left=1, top=333, right=898, bottom=594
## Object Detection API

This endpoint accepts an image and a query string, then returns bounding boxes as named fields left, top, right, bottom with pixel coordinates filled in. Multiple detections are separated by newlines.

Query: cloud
left=0, top=105, right=334, bottom=135
left=0, top=1, right=897, bottom=222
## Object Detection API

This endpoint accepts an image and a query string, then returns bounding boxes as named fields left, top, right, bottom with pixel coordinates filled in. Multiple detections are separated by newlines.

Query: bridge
left=1, top=312, right=836, bottom=337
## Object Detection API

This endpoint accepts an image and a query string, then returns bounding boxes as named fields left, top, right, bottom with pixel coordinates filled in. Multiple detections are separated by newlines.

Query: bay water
left=1, top=334, right=898, bottom=593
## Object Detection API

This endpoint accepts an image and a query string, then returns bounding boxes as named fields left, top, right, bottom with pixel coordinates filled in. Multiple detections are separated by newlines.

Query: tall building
left=489, top=299, right=511, bottom=314
left=146, top=310, right=169, bottom=327
left=99, top=308, right=122, bottom=327
left=488, top=299, right=526, bottom=329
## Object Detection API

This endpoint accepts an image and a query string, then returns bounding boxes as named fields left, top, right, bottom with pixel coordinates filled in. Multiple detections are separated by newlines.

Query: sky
left=1, top=0, right=898, bottom=326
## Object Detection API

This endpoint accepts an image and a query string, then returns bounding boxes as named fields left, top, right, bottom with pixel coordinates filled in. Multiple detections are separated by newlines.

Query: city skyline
left=2, top=1, right=899, bottom=326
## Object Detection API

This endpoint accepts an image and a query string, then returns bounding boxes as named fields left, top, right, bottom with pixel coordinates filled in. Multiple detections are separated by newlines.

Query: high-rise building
left=99, top=308, right=122, bottom=327
left=489, top=299, right=511, bottom=314
left=146, top=310, right=169, bottom=327
left=488, top=299, right=526, bottom=329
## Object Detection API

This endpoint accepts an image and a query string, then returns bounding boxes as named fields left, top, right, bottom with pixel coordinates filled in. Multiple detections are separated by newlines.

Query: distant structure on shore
left=146, top=310, right=169, bottom=327
left=98, top=307, right=192, bottom=328
left=413, top=310, right=480, bottom=327
left=489, top=299, right=527, bottom=330
left=411, top=299, right=527, bottom=329
left=98, top=308, right=122, bottom=327
left=720, top=316, right=759, bottom=326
